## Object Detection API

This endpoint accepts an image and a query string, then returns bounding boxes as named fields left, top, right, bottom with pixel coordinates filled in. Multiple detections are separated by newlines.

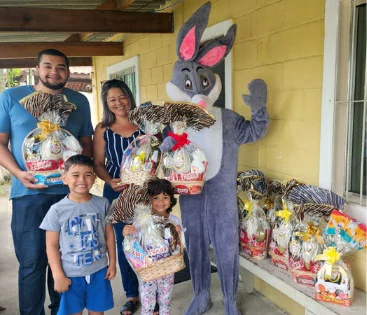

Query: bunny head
left=166, top=2, right=237, bottom=112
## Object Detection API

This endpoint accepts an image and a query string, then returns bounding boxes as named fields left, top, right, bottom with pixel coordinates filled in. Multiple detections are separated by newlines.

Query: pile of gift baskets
left=237, top=169, right=366, bottom=306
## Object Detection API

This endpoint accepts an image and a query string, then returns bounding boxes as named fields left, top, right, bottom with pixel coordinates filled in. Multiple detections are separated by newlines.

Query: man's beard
left=39, top=77, right=67, bottom=90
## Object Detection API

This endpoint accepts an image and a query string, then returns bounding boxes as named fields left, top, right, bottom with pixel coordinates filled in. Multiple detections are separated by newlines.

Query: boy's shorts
left=58, top=266, right=114, bottom=315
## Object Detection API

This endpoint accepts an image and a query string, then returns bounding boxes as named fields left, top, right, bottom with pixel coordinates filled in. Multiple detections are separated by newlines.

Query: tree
left=6, top=68, right=22, bottom=87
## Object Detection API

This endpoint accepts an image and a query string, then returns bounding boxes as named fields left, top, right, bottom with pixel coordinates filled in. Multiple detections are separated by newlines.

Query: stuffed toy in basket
left=123, top=205, right=185, bottom=282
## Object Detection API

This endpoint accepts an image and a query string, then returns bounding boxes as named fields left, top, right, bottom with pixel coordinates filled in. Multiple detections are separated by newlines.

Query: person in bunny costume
left=163, top=2, right=269, bottom=314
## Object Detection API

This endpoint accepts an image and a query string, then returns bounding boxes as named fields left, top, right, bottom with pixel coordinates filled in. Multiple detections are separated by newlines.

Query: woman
left=93, top=79, right=142, bottom=315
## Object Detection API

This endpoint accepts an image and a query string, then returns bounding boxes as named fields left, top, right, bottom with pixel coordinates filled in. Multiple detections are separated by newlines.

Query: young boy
left=40, top=154, right=116, bottom=315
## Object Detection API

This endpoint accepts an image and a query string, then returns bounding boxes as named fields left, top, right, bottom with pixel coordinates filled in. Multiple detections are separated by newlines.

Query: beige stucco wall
left=92, top=0, right=366, bottom=314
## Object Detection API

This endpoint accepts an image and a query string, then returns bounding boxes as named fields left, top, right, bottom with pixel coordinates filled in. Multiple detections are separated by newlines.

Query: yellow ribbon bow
left=275, top=199, right=292, bottom=222
left=301, top=224, right=325, bottom=245
left=243, top=200, right=253, bottom=217
left=315, top=247, right=340, bottom=265
left=37, top=120, right=60, bottom=141
left=315, top=247, right=342, bottom=278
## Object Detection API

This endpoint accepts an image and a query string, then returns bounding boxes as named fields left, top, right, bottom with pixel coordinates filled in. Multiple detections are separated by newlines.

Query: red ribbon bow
left=168, top=131, right=190, bottom=151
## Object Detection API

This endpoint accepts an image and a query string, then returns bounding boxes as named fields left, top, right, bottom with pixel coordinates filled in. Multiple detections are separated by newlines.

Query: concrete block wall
left=92, top=0, right=366, bottom=313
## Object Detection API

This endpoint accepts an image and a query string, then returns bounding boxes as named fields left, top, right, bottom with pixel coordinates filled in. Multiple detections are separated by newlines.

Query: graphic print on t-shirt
left=66, top=213, right=105, bottom=267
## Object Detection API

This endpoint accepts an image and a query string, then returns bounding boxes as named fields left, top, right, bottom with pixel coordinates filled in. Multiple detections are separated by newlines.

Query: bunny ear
left=196, top=24, right=237, bottom=68
left=176, top=2, right=211, bottom=61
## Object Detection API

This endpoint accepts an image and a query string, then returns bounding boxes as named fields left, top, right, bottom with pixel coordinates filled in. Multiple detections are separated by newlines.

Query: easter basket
left=124, top=205, right=185, bottom=281
left=120, top=104, right=165, bottom=186
left=158, top=123, right=208, bottom=195
left=22, top=112, right=82, bottom=186
left=120, top=134, right=161, bottom=186
left=135, top=246, right=184, bottom=282
left=20, top=92, right=81, bottom=186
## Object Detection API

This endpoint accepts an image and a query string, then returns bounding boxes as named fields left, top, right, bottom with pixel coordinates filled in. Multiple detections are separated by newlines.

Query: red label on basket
left=26, top=160, right=59, bottom=171
left=166, top=172, right=204, bottom=182
left=178, top=172, right=204, bottom=181
left=174, top=185, right=190, bottom=195
left=296, top=274, right=315, bottom=286
left=173, top=184, right=203, bottom=195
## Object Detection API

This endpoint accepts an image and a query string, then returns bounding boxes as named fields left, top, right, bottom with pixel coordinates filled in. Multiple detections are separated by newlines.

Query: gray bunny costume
left=165, top=3, right=269, bottom=314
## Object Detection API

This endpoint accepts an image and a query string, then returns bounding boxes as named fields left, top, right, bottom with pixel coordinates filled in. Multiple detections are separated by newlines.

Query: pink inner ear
left=198, top=46, right=227, bottom=67
left=179, top=26, right=197, bottom=60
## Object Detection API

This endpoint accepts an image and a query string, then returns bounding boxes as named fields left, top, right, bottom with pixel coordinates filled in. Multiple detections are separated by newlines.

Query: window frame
left=320, top=0, right=366, bottom=222
left=106, top=56, right=141, bottom=106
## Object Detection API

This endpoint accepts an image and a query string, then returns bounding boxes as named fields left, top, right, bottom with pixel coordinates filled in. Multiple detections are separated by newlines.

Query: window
left=320, top=0, right=366, bottom=222
left=107, top=56, right=141, bottom=106
left=202, top=20, right=233, bottom=110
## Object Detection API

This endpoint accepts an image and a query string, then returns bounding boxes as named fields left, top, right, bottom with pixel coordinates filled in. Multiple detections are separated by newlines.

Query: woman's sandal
left=120, top=300, right=139, bottom=315
left=153, top=302, right=159, bottom=315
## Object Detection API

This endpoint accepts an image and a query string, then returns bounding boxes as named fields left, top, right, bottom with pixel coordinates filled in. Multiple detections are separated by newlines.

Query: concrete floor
left=0, top=188, right=287, bottom=315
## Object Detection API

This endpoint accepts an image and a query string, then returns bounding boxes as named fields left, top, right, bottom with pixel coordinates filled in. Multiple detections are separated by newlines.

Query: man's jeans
left=11, top=194, right=65, bottom=315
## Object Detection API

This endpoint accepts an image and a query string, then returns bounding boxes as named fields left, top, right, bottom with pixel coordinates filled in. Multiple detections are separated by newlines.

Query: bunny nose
left=197, top=100, right=206, bottom=108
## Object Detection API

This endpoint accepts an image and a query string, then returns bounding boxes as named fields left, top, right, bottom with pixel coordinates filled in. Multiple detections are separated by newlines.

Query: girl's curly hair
left=147, top=179, right=177, bottom=213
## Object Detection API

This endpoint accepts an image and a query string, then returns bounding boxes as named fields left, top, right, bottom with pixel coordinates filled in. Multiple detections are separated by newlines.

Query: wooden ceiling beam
left=0, top=7, right=173, bottom=33
left=116, top=0, right=136, bottom=10
left=98, top=0, right=117, bottom=10
left=0, top=42, right=123, bottom=59
left=0, top=57, right=93, bottom=69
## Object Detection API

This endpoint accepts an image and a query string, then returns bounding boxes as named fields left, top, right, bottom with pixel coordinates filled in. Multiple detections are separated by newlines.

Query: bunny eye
left=184, top=75, right=193, bottom=91
left=200, top=75, right=209, bottom=89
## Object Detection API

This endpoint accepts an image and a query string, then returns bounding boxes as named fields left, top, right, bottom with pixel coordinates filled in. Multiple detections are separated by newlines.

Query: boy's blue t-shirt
left=0, top=85, right=94, bottom=199
left=40, top=195, right=110, bottom=277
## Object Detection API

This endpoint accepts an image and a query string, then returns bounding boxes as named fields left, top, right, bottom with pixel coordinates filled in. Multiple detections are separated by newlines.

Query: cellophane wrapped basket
left=313, top=210, right=366, bottom=306
left=159, top=121, right=208, bottom=195
left=22, top=111, right=82, bottom=186
left=120, top=134, right=161, bottom=186
left=123, top=205, right=185, bottom=282
left=237, top=170, right=271, bottom=260
left=120, top=105, right=164, bottom=186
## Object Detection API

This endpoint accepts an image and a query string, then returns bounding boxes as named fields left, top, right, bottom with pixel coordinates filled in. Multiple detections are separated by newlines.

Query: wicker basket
left=120, top=170, right=156, bottom=186
left=135, top=251, right=185, bottom=282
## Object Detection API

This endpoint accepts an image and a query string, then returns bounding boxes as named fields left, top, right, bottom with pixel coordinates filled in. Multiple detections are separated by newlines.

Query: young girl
left=123, top=179, right=182, bottom=315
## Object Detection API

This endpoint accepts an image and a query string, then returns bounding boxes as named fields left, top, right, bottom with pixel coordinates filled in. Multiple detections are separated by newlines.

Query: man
left=0, top=49, right=94, bottom=315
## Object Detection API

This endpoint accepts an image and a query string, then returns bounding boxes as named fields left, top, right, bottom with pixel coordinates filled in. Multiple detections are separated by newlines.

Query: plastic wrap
left=314, top=210, right=366, bottom=306
left=237, top=170, right=271, bottom=260
left=239, top=192, right=270, bottom=260
left=22, top=111, right=82, bottom=186
left=269, top=199, right=295, bottom=270
left=123, top=205, right=185, bottom=282
left=119, top=134, right=162, bottom=186
left=159, top=121, right=208, bottom=195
